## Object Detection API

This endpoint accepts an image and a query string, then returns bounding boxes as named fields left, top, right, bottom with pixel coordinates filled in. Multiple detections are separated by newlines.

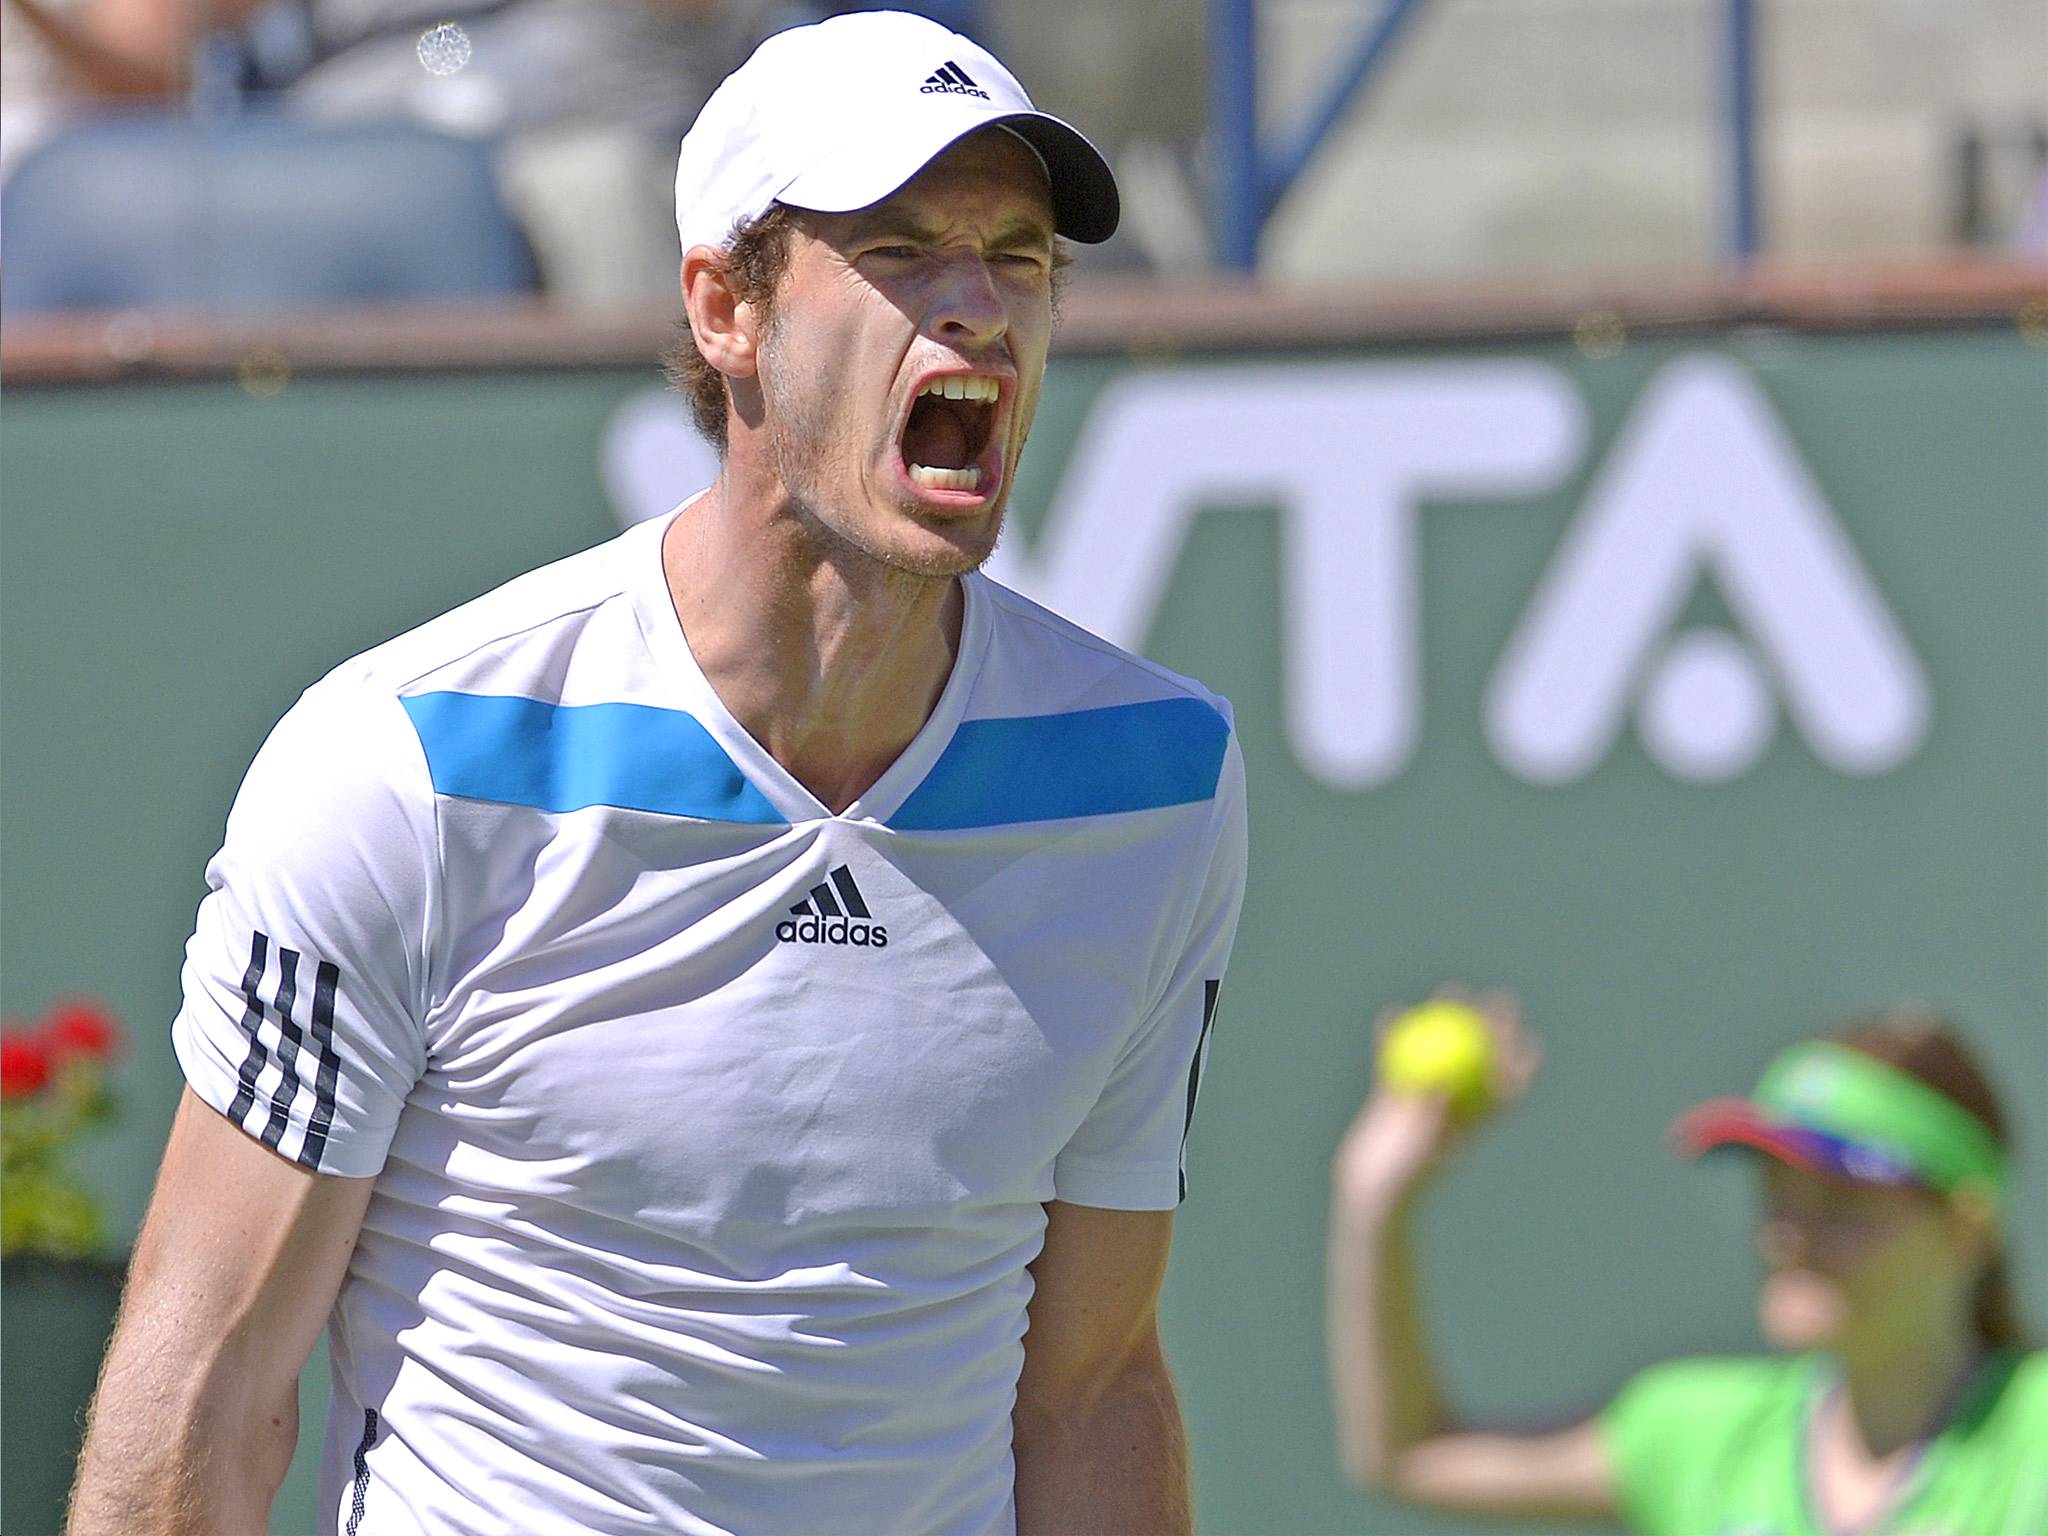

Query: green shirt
left=1599, top=1351, right=2048, bottom=1536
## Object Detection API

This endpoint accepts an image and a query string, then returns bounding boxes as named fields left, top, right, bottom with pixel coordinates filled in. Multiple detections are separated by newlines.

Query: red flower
left=1, top=1032, right=54, bottom=1098
left=44, top=1000, right=122, bottom=1064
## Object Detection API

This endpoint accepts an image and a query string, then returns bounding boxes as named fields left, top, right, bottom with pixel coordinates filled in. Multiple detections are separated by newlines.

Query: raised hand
left=1332, top=988, right=1540, bottom=1209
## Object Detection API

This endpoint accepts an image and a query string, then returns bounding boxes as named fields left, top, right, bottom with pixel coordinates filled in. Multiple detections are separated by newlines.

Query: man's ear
left=681, top=245, right=761, bottom=380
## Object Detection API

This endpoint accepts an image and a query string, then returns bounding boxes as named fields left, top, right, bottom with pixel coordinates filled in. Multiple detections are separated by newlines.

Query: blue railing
left=1207, top=0, right=1763, bottom=270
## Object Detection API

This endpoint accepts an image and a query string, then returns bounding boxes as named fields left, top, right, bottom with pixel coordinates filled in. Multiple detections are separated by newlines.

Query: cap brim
left=778, top=109, right=1119, bottom=244
left=998, top=114, right=1119, bottom=243
left=1670, top=1099, right=1920, bottom=1187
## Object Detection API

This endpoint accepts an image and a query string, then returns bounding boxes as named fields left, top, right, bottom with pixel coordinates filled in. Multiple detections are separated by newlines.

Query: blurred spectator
left=3, top=0, right=814, bottom=308
left=1, top=0, right=91, bottom=181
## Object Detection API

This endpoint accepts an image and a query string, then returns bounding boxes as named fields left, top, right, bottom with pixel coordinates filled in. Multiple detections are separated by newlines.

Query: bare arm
left=1013, top=1200, right=1189, bottom=1535
left=6, top=0, right=268, bottom=98
left=68, top=1087, right=375, bottom=1534
left=1326, top=996, right=1618, bottom=1520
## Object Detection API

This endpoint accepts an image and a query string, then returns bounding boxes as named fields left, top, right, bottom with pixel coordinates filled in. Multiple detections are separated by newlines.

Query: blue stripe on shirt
left=399, top=691, right=785, bottom=824
left=890, top=697, right=1230, bottom=831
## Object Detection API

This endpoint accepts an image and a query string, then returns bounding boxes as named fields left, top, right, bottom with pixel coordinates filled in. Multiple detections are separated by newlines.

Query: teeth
left=918, top=375, right=1000, bottom=403
left=909, top=464, right=983, bottom=491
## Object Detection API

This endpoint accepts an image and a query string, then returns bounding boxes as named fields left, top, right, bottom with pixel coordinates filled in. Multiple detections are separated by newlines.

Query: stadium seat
left=0, top=112, right=539, bottom=314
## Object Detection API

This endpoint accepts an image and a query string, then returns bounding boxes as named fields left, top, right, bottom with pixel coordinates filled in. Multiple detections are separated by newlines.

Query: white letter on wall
left=1485, top=355, right=1929, bottom=784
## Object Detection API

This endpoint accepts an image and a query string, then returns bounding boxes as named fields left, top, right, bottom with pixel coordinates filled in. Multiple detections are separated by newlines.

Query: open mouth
left=899, top=374, right=1001, bottom=494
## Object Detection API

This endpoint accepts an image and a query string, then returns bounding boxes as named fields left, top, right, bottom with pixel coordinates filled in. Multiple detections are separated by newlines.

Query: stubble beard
left=759, top=320, right=1006, bottom=584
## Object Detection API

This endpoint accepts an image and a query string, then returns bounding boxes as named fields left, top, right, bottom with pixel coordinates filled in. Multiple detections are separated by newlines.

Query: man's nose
left=928, top=253, right=1008, bottom=346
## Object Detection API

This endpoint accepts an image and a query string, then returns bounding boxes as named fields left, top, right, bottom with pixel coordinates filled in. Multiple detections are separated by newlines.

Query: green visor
left=1671, top=1041, right=2007, bottom=1208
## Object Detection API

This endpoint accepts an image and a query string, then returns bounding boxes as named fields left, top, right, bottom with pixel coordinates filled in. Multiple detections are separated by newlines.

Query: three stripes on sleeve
left=224, top=929, right=343, bottom=1172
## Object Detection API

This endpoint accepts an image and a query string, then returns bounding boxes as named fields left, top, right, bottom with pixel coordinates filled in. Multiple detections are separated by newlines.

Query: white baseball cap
left=674, top=10, right=1119, bottom=256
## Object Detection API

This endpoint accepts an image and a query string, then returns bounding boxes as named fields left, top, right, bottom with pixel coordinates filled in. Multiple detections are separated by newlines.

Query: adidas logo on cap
left=778, top=865, right=889, bottom=948
left=921, top=60, right=990, bottom=99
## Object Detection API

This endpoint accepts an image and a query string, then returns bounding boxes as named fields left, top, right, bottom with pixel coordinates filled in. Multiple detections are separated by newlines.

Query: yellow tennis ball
left=1379, top=1001, right=1495, bottom=1120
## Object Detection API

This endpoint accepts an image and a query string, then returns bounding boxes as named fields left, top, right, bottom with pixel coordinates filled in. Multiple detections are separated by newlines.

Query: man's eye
left=992, top=252, right=1047, bottom=269
left=869, top=245, right=921, bottom=260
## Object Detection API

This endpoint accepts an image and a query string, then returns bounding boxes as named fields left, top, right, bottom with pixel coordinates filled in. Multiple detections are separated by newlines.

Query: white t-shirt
left=172, top=506, right=1247, bottom=1536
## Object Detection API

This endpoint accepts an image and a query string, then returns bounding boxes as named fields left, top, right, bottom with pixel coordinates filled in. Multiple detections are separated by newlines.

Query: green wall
left=3, top=326, right=2044, bottom=1534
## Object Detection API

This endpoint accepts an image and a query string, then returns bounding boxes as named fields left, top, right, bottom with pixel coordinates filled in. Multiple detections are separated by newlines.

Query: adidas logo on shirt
left=921, top=61, right=990, bottom=99
left=778, top=865, right=889, bottom=948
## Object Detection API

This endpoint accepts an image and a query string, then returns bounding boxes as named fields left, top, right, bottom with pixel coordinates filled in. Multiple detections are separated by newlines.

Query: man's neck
left=661, top=479, right=965, bottom=814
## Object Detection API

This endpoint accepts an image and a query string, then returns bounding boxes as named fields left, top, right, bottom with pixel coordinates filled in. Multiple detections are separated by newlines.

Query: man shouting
left=72, top=12, right=1246, bottom=1534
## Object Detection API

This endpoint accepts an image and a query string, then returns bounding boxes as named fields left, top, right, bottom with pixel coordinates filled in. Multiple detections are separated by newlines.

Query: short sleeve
left=1053, top=730, right=1248, bottom=1211
left=171, top=676, right=437, bottom=1178
left=1599, top=1357, right=1787, bottom=1536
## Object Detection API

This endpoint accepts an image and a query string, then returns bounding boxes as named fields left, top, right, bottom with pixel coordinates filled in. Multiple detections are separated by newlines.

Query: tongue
left=902, top=397, right=973, bottom=470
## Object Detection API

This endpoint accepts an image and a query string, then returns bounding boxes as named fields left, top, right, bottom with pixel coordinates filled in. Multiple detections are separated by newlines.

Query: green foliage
left=3, top=1049, right=120, bottom=1260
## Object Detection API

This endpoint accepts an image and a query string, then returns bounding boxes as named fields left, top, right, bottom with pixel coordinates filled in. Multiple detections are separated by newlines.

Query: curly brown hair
left=661, top=204, right=1074, bottom=455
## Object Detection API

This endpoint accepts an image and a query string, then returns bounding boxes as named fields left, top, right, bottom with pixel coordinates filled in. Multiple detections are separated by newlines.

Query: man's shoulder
left=322, top=520, right=652, bottom=701
left=970, top=572, right=1234, bottom=732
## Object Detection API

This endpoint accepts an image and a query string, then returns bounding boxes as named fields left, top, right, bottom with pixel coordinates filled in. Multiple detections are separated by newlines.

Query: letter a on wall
left=1485, top=355, right=1929, bottom=784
